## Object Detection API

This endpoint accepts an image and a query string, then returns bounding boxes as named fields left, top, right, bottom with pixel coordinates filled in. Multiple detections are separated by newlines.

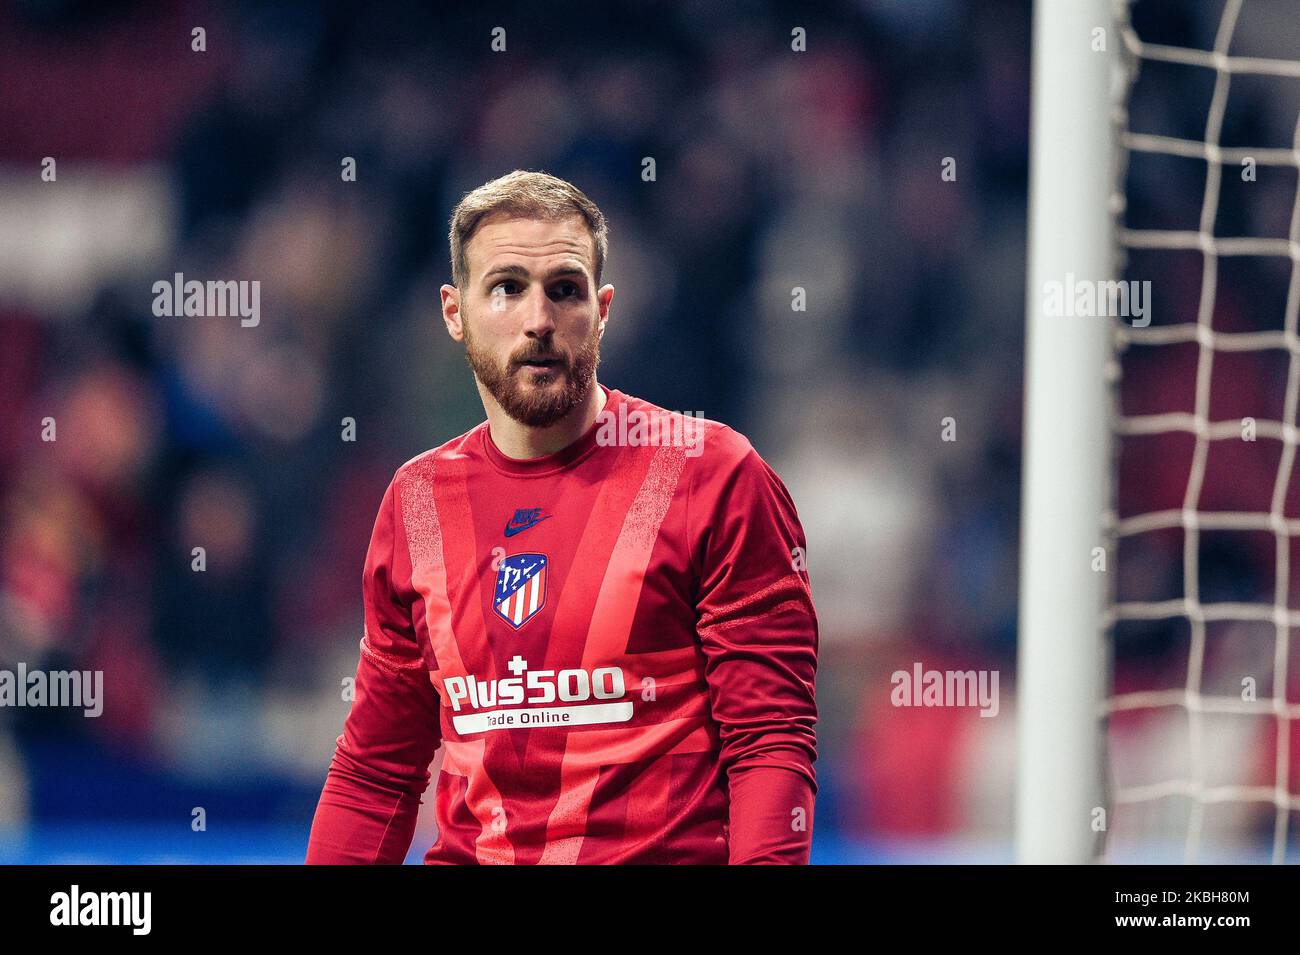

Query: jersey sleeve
left=689, top=428, right=819, bottom=864
left=306, top=474, right=442, bottom=864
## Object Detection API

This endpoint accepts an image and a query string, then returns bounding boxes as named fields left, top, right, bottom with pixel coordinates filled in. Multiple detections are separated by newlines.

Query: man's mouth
left=517, top=356, right=564, bottom=372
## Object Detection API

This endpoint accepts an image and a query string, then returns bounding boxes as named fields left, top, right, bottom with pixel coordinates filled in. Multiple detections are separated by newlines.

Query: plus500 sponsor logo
left=443, top=666, right=626, bottom=712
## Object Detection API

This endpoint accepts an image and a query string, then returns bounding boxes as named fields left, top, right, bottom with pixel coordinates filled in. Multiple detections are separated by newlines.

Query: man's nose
left=521, top=285, right=557, bottom=338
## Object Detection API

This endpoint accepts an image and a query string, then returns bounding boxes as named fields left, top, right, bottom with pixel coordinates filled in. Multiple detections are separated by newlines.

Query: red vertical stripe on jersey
left=405, top=453, right=517, bottom=864
left=621, top=752, right=673, bottom=852
left=401, top=457, right=468, bottom=685
left=539, top=446, right=689, bottom=863
left=441, top=738, right=515, bottom=864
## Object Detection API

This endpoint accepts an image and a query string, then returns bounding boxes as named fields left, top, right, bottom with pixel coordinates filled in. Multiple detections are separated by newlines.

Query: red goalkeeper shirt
left=306, top=385, right=819, bottom=864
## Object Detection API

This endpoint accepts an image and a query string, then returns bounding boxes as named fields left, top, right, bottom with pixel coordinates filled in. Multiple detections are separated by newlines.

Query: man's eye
left=491, top=281, right=519, bottom=295
left=552, top=283, right=580, bottom=298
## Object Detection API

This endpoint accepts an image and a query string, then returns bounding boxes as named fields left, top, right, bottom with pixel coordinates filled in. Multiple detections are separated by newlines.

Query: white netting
left=1106, top=0, right=1300, bottom=863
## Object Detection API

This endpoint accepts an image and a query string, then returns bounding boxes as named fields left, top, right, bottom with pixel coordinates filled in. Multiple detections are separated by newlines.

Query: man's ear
left=597, top=284, right=614, bottom=337
left=440, top=284, right=465, bottom=342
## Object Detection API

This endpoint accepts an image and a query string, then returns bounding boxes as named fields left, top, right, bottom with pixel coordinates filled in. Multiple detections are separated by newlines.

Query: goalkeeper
left=306, top=170, right=819, bottom=864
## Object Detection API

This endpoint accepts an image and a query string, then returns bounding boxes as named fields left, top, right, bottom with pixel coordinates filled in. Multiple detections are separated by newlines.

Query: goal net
left=1105, top=0, right=1300, bottom=864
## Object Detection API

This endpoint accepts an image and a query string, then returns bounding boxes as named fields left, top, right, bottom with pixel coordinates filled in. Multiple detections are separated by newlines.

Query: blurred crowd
left=2, top=0, right=1292, bottom=862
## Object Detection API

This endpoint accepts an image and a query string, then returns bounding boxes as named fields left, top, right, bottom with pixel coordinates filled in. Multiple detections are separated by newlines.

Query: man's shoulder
left=391, top=422, right=486, bottom=483
left=612, top=390, right=758, bottom=467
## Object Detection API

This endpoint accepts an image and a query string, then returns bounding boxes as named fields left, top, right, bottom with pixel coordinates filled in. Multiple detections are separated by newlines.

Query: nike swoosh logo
left=504, top=515, right=551, bottom=538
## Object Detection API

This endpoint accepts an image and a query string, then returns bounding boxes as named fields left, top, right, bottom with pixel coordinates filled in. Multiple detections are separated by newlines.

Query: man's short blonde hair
left=448, top=169, right=609, bottom=290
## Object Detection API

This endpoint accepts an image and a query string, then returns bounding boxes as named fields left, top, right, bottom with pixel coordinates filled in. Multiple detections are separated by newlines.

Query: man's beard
left=464, top=319, right=601, bottom=428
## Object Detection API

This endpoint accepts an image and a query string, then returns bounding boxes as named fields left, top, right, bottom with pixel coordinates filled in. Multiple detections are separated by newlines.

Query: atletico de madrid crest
left=494, top=553, right=548, bottom=629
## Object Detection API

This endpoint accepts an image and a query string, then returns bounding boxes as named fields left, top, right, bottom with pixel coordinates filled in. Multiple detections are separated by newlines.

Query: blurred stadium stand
left=18, top=0, right=1270, bottom=863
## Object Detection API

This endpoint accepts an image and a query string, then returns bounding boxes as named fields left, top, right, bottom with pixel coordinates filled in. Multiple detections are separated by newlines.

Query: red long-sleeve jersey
left=306, top=385, right=819, bottom=864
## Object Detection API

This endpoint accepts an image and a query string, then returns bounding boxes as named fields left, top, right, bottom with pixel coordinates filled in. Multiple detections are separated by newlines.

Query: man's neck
left=481, top=380, right=608, bottom=460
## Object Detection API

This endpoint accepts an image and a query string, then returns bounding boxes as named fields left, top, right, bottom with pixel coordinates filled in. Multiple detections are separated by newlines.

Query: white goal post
left=1019, top=0, right=1300, bottom=865
left=1016, top=0, right=1118, bottom=864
